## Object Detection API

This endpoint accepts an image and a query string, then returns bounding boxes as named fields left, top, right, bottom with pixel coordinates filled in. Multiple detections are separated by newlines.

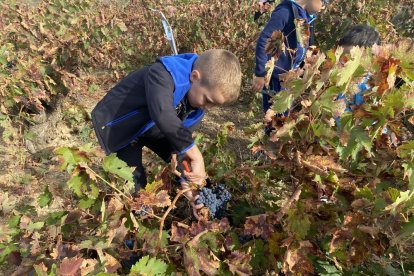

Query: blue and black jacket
left=255, top=0, right=316, bottom=111
left=91, top=54, right=204, bottom=155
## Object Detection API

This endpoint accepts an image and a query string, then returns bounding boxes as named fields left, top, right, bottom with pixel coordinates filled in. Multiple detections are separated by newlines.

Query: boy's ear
left=190, top=70, right=201, bottom=82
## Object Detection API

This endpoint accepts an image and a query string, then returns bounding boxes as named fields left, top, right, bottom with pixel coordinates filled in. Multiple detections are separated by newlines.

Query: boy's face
left=187, top=70, right=226, bottom=110
left=306, top=0, right=325, bottom=14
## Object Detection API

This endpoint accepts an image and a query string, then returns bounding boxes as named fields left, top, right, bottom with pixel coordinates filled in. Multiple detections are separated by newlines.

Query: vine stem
left=84, top=164, right=132, bottom=201
left=159, top=188, right=192, bottom=242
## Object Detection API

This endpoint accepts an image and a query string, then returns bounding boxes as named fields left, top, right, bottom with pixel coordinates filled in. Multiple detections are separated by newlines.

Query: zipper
left=101, top=110, right=140, bottom=130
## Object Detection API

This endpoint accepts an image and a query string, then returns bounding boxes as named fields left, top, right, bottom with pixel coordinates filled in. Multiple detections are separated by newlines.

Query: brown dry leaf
left=226, top=251, right=252, bottom=276
left=304, top=155, right=347, bottom=174
left=107, top=197, right=124, bottom=216
left=7, top=251, right=22, bottom=266
left=357, top=225, right=380, bottom=238
left=184, top=247, right=220, bottom=276
left=351, top=198, right=370, bottom=209
left=264, top=31, right=285, bottom=58
left=171, top=221, right=191, bottom=244
left=0, top=104, right=7, bottom=114
left=408, top=115, right=414, bottom=126
left=19, top=215, right=31, bottom=229
left=33, top=263, right=48, bottom=274
left=103, top=252, right=121, bottom=273
left=244, top=213, right=276, bottom=239
left=330, top=212, right=365, bottom=254
left=64, top=210, right=83, bottom=224
left=30, top=232, right=41, bottom=255
left=80, top=259, right=98, bottom=276
left=57, top=256, right=84, bottom=276
left=106, top=217, right=128, bottom=245
left=279, top=68, right=303, bottom=83
left=374, top=53, right=401, bottom=95
left=189, top=218, right=230, bottom=237
left=251, top=145, right=277, bottom=160
left=282, top=240, right=317, bottom=275
left=130, top=190, right=171, bottom=209
left=264, top=57, right=275, bottom=89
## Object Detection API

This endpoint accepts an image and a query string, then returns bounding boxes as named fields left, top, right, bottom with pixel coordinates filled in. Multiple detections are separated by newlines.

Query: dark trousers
left=116, top=123, right=200, bottom=193
left=116, top=129, right=172, bottom=193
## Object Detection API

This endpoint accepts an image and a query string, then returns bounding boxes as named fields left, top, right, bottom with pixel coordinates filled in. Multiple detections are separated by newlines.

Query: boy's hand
left=181, top=182, right=204, bottom=220
left=183, top=145, right=207, bottom=186
left=252, top=76, right=265, bottom=92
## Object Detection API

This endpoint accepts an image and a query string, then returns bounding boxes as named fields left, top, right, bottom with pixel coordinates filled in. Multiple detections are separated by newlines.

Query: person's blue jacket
left=255, top=0, right=315, bottom=111
left=92, top=54, right=204, bottom=154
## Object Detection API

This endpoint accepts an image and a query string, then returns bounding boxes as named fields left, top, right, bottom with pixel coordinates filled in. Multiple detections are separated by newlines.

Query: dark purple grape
left=196, top=184, right=232, bottom=219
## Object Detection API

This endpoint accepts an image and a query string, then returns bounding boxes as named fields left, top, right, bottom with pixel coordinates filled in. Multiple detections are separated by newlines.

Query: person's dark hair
left=338, top=24, right=381, bottom=47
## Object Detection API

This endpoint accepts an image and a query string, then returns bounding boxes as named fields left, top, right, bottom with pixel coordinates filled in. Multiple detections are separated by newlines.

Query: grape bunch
left=238, top=234, right=253, bottom=245
left=135, top=205, right=152, bottom=217
left=196, top=184, right=231, bottom=219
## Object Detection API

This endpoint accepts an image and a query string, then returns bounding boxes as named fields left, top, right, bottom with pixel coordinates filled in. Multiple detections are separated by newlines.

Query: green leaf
left=198, top=232, right=219, bottom=253
left=27, top=221, right=45, bottom=231
left=8, top=215, right=21, bottom=228
left=0, top=192, right=17, bottom=214
left=397, top=141, right=414, bottom=159
left=67, top=175, right=85, bottom=197
left=102, top=154, right=133, bottom=182
left=314, top=259, right=341, bottom=276
left=402, top=162, right=414, bottom=191
left=271, top=90, right=294, bottom=114
left=130, top=255, right=168, bottom=276
left=38, top=186, right=53, bottom=207
left=45, top=211, right=68, bottom=226
left=286, top=205, right=311, bottom=240
left=55, top=147, right=89, bottom=173
left=0, top=244, right=18, bottom=263
left=385, top=191, right=414, bottom=215
left=380, top=89, right=406, bottom=118
left=388, top=187, right=401, bottom=202
left=340, top=126, right=372, bottom=161
left=137, top=223, right=170, bottom=251
left=250, top=239, right=266, bottom=270
left=356, top=186, right=375, bottom=201
left=79, top=197, right=96, bottom=209
left=393, top=216, right=414, bottom=243
left=336, top=46, right=363, bottom=86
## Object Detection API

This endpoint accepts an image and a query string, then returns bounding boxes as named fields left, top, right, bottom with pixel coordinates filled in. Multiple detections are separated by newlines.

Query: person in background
left=252, top=0, right=327, bottom=117
left=335, top=24, right=381, bottom=119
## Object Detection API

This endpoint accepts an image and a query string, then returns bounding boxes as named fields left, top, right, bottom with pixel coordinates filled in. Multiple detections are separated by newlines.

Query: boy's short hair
left=194, top=49, right=242, bottom=104
left=338, top=24, right=381, bottom=47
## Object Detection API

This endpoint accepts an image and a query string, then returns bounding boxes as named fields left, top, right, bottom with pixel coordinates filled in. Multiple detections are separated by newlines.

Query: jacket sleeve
left=255, top=6, right=291, bottom=77
left=145, top=62, right=195, bottom=153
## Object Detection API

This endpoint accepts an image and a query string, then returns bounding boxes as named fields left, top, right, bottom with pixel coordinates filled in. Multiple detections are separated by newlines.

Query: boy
left=252, top=0, right=326, bottom=113
left=336, top=24, right=380, bottom=114
left=338, top=24, right=381, bottom=53
left=91, top=49, right=242, bottom=215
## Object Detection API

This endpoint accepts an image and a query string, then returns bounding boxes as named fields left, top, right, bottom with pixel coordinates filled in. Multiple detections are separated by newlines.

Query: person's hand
left=183, top=144, right=207, bottom=186
left=181, top=182, right=204, bottom=220
left=252, top=76, right=265, bottom=92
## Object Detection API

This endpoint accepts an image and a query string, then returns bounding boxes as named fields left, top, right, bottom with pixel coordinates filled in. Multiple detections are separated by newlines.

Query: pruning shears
left=172, top=154, right=210, bottom=188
